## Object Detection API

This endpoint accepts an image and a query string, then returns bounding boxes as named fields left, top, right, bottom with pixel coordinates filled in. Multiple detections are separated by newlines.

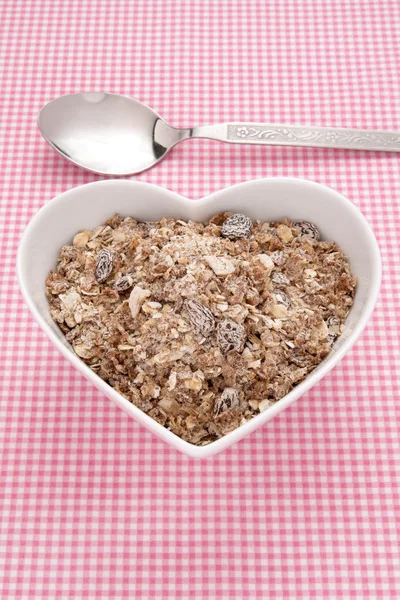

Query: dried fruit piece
left=59, top=289, right=81, bottom=310
left=271, top=271, right=290, bottom=286
left=142, top=301, right=162, bottom=314
left=274, top=291, right=291, bottom=308
left=185, top=415, right=198, bottom=430
left=217, top=302, right=229, bottom=312
left=270, top=304, right=288, bottom=319
left=270, top=250, right=286, bottom=266
left=290, top=353, right=311, bottom=367
left=184, top=299, right=215, bottom=336
left=158, top=397, right=180, bottom=414
left=304, top=268, right=317, bottom=278
left=276, top=224, right=293, bottom=243
left=129, top=285, right=151, bottom=319
left=115, top=274, right=134, bottom=292
left=316, top=319, right=329, bottom=340
left=204, top=255, right=235, bottom=276
left=184, top=372, right=203, bottom=391
left=221, top=214, right=253, bottom=239
left=326, top=315, right=341, bottom=342
left=217, top=319, right=246, bottom=353
left=73, top=230, right=90, bottom=248
left=95, top=248, right=114, bottom=282
left=258, top=399, right=273, bottom=412
left=295, top=221, right=320, bottom=240
left=254, top=254, right=274, bottom=272
left=214, top=388, right=240, bottom=415
left=73, top=343, right=95, bottom=359
left=167, top=371, right=177, bottom=391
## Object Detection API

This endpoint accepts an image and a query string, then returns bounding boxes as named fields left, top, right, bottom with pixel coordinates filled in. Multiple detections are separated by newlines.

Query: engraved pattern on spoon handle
left=224, top=124, right=400, bottom=151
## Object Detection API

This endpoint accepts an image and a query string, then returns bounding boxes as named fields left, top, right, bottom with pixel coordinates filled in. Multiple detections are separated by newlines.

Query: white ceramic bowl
left=17, top=178, right=381, bottom=458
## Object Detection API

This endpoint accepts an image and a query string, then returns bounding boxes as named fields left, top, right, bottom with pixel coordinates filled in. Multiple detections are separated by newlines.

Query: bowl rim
left=17, top=177, right=382, bottom=458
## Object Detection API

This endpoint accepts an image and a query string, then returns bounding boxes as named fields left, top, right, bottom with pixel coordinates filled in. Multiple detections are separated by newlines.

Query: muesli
left=46, top=212, right=356, bottom=445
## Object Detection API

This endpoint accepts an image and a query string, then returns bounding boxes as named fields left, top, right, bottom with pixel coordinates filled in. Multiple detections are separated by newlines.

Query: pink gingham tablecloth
left=1, top=1, right=400, bottom=598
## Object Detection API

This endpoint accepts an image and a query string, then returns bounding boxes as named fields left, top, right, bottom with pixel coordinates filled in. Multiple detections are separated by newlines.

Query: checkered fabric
left=1, top=1, right=400, bottom=598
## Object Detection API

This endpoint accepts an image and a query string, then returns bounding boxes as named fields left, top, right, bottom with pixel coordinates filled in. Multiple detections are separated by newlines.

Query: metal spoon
left=38, top=92, right=400, bottom=176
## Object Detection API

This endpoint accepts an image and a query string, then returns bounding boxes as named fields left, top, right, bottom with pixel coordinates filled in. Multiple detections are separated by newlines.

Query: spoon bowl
left=38, top=92, right=179, bottom=175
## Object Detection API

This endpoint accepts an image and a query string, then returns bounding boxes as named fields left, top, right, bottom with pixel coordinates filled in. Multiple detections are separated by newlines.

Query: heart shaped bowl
left=17, top=178, right=381, bottom=458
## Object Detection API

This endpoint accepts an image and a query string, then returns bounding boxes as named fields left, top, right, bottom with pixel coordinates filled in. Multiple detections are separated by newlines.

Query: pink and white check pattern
left=1, top=1, right=400, bottom=597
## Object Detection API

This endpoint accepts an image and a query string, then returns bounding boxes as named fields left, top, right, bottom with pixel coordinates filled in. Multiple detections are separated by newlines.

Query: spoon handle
left=190, top=123, right=400, bottom=152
